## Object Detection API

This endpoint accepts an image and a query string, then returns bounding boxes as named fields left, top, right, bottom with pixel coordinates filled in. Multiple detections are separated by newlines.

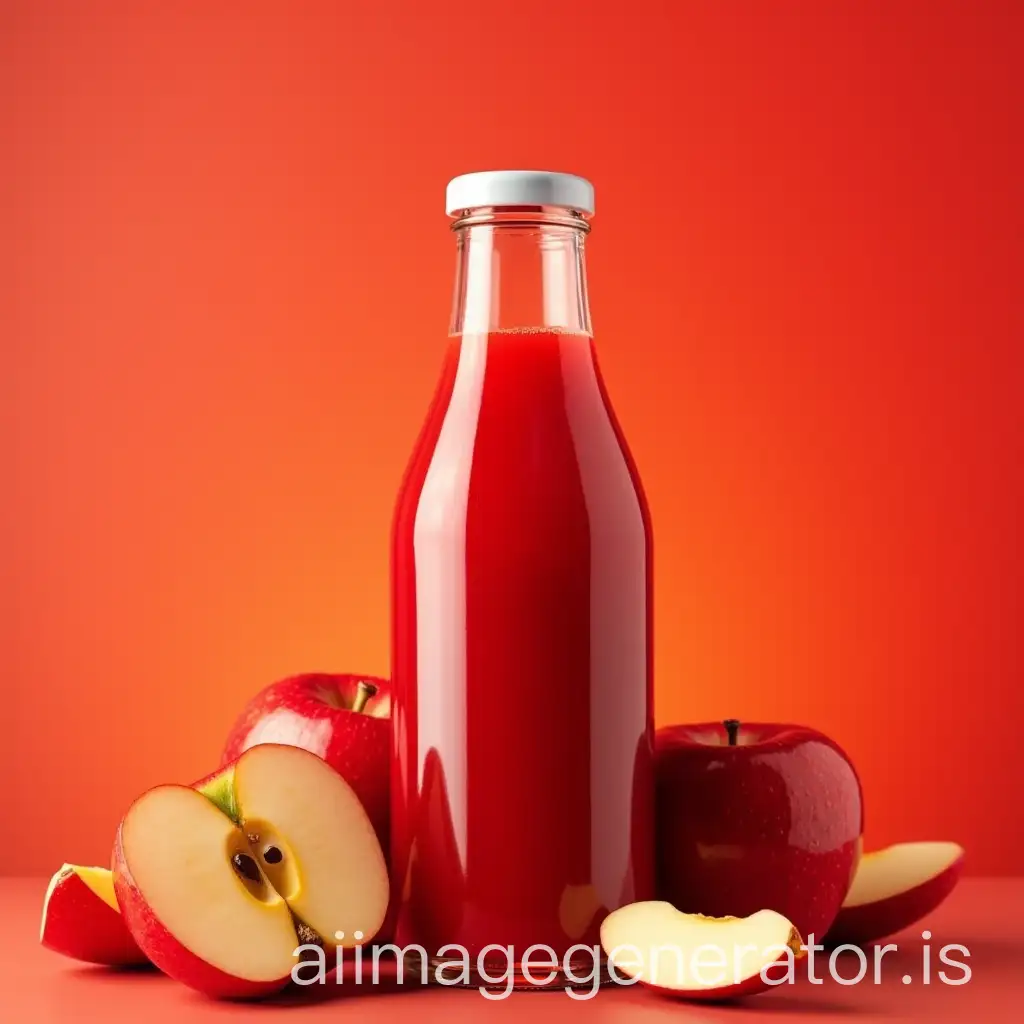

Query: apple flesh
left=601, top=901, right=803, bottom=1000
left=221, top=673, right=390, bottom=850
left=114, top=743, right=389, bottom=999
left=40, top=864, right=147, bottom=966
left=656, top=720, right=863, bottom=944
left=824, top=841, right=964, bottom=946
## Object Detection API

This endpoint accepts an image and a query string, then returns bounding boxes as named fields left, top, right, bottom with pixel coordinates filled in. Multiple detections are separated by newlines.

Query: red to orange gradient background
left=2, top=1, right=1021, bottom=878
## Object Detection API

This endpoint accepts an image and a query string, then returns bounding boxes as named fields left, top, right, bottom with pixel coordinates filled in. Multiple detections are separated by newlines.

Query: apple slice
left=825, top=841, right=964, bottom=946
left=40, top=864, right=148, bottom=966
left=601, top=901, right=803, bottom=1000
left=114, top=744, right=389, bottom=999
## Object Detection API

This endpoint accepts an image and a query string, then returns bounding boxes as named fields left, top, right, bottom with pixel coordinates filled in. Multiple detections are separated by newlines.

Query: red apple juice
left=391, top=176, right=653, bottom=986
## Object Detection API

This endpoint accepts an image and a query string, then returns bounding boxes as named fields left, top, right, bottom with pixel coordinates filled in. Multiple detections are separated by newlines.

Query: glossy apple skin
left=221, top=673, right=390, bottom=851
left=41, top=869, right=147, bottom=966
left=655, top=722, right=863, bottom=945
left=824, top=854, right=964, bottom=946
left=112, top=821, right=289, bottom=1000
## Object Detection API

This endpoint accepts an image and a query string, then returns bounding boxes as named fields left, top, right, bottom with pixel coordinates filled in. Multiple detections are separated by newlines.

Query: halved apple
left=114, top=744, right=389, bottom=999
left=40, top=864, right=148, bottom=966
left=600, top=901, right=803, bottom=1001
left=825, top=841, right=964, bottom=946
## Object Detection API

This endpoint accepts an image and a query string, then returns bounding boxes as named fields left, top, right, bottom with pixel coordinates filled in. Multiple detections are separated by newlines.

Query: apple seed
left=231, top=852, right=262, bottom=883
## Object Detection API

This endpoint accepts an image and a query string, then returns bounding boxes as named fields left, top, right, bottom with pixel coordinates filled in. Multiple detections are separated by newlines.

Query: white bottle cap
left=445, top=170, right=594, bottom=217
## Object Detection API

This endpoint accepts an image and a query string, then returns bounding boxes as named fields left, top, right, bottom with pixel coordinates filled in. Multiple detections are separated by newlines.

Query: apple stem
left=351, top=681, right=378, bottom=714
left=724, top=719, right=740, bottom=746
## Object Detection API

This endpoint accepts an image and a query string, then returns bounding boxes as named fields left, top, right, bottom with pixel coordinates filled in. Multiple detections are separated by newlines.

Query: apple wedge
left=825, top=841, right=964, bottom=946
left=40, top=864, right=148, bottom=966
left=601, top=901, right=804, bottom=1000
left=114, top=744, right=389, bottom=999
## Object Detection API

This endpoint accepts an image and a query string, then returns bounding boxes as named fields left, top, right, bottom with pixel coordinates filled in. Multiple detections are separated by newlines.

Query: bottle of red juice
left=390, top=171, right=654, bottom=987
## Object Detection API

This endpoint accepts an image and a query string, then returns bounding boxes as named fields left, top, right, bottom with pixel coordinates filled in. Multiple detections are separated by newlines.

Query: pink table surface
left=4, top=877, right=1021, bottom=1022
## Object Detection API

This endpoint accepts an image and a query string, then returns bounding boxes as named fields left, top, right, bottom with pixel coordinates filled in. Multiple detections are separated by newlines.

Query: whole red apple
left=221, top=673, right=390, bottom=851
left=656, top=720, right=863, bottom=944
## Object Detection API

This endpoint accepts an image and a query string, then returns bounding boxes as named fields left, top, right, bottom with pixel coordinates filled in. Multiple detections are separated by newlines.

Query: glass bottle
left=390, top=171, right=653, bottom=987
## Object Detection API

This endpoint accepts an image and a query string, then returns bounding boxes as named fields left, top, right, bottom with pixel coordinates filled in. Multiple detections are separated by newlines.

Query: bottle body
left=390, top=187, right=653, bottom=980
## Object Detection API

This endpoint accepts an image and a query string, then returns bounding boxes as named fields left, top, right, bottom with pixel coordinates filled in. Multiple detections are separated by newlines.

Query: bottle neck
left=448, top=207, right=592, bottom=337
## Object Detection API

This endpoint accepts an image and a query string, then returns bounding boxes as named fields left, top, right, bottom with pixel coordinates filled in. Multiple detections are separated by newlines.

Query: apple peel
left=40, top=864, right=148, bottom=966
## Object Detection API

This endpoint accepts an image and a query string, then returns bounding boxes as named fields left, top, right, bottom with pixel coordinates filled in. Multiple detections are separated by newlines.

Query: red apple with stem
left=221, top=673, right=390, bottom=851
left=656, top=720, right=863, bottom=945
